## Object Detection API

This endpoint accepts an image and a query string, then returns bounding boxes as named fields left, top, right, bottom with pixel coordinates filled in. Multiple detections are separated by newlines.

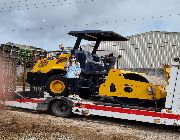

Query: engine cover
left=99, top=69, right=166, bottom=100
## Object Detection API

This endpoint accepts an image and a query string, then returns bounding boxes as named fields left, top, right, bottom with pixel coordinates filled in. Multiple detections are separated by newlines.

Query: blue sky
left=0, top=0, right=180, bottom=50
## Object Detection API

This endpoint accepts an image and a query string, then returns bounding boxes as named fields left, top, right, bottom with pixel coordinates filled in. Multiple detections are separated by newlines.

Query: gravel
left=0, top=108, right=180, bottom=140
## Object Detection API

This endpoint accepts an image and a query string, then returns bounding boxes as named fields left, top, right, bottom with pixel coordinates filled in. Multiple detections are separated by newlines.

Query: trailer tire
left=46, top=75, right=69, bottom=97
left=50, top=100, right=73, bottom=118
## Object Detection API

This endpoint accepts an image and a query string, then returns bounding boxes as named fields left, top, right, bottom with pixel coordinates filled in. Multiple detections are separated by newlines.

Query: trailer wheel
left=46, top=75, right=69, bottom=97
left=50, top=100, right=73, bottom=117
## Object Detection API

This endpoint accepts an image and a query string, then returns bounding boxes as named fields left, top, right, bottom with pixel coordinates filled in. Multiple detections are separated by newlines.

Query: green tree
left=19, top=48, right=33, bottom=92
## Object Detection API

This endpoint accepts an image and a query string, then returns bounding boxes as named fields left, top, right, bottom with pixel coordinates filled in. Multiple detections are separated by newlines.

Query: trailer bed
left=1, top=95, right=179, bottom=126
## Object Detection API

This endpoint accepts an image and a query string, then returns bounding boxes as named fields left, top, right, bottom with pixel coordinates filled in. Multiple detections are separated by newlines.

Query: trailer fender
left=36, top=97, right=74, bottom=111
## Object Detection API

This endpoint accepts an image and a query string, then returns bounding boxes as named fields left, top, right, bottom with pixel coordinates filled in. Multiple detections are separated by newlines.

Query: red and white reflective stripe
left=5, top=100, right=39, bottom=110
left=16, top=98, right=45, bottom=103
left=77, top=104, right=180, bottom=120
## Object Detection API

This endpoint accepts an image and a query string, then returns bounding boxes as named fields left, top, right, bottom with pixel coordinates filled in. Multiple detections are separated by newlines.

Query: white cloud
left=0, top=0, right=180, bottom=50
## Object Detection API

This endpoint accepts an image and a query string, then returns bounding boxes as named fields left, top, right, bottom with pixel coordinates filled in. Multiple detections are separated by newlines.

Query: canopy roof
left=68, top=30, right=128, bottom=41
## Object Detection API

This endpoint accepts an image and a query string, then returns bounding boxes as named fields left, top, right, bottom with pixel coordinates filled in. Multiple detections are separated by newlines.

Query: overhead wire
left=0, top=0, right=94, bottom=13
left=0, top=1, right=179, bottom=32
left=8, top=13, right=180, bottom=32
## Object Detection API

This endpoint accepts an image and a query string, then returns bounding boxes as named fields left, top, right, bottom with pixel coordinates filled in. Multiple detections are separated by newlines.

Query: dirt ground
left=0, top=108, right=180, bottom=140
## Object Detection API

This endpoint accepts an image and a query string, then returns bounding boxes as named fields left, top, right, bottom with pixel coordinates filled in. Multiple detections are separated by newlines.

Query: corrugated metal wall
left=82, top=31, right=180, bottom=68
